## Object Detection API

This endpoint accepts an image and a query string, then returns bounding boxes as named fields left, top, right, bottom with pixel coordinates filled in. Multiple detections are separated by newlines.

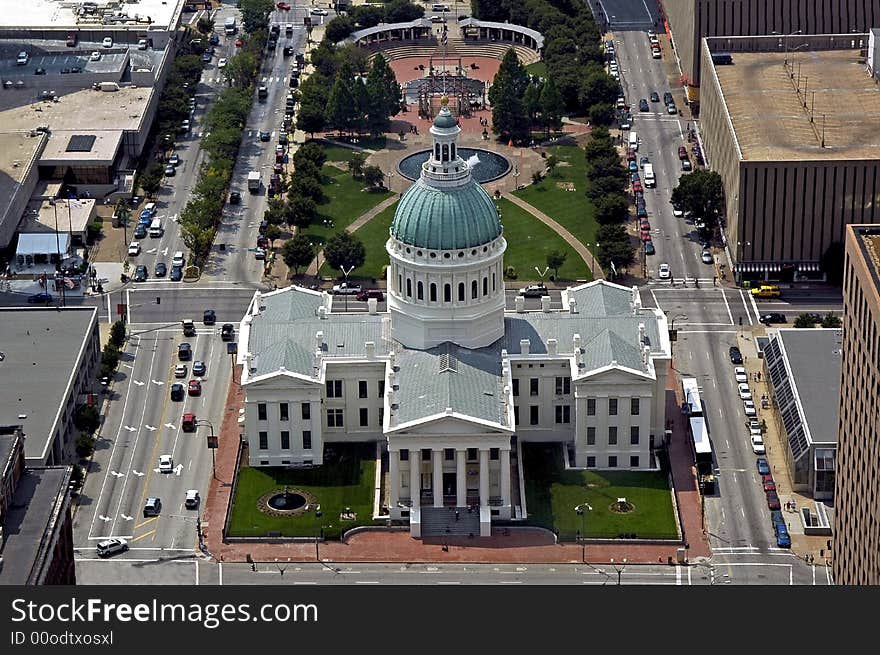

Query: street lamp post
left=575, top=503, right=592, bottom=563
left=782, top=29, right=802, bottom=66
left=534, top=266, right=549, bottom=288
left=195, top=419, right=217, bottom=479
left=736, top=241, right=751, bottom=284
left=314, top=506, right=323, bottom=562
left=609, top=557, right=627, bottom=585
left=340, top=264, right=354, bottom=311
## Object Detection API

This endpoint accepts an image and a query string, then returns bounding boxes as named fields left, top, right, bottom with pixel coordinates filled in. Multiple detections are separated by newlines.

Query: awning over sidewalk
left=16, top=232, right=70, bottom=255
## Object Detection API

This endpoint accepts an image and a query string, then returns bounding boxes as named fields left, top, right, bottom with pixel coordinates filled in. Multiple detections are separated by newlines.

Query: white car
left=658, top=263, right=671, bottom=279
left=701, top=249, right=713, bottom=264
left=254, top=247, right=266, bottom=260
left=127, top=241, right=141, bottom=256
left=750, top=434, right=766, bottom=454
left=218, top=57, right=228, bottom=68
left=310, top=8, right=328, bottom=15
left=102, top=37, right=113, bottom=48
left=743, top=399, right=757, bottom=416
left=174, top=363, right=188, bottom=378
left=672, top=203, right=684, bottom=217
left=90, top=51, right=101, bottom=61
left=738, top=382, right=752, bottom=400
left=158, top=454, right=173, bottom=473
left=185, top=489, right=200, bottom=509
left=96, top=538, right=128, bottom=558
left=734, top=367, right=748, bottom=383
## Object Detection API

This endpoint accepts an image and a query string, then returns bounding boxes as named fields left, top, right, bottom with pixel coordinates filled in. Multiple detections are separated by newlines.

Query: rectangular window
left=467, top=448, right=477, bottom=461
left=301, top=402, right=311, bottom=420
left=630, top=426, right=640, bottom=445
left=587, top=427, right=596, bottom=445
left=555, top=376, right=571, bottom=395
left=358, top=380, right=368, bottom=398
left=530, top=378, right=539, bottom=396
left=586, top=456, right=596, bottom=468
left=490, top=448, right=499, bottom=460
left=608, top=426, right=618, bottom=445
left=444, top=448, right=455, bottom=461
left=512, top=379, right=519, bottom=397
left=555, top=405, right=571, bottom=424
left=379, top=406, right=384, bottom=426
left=378, top=379, right=385, bottom=398
left=587, top=398, right=596, bottom=415
left=302, top=430, right=312, bottom=449
left=258, top=431, right=268, bottom=450
left=399, top=449, right=409, bottom=461
left=631, top=397, right=640, bottom=415
left=609, top=398, right=618, bottom=415
left=630, top=455, right=640, bottom=468
left=280, top=430, right=290, bottom=450
left=327, top=409, right=344, bottom=427
left=359, top=407, right=369, bottom=427
left=422, top=448, right=431, bottom=461
left=279, top=403, right=289, bottom=421
left=257, top=403, right=267, bottom=421
left=530, top=405, right=539, bottom=425
left=514, top=406, right=520, bottom=425
left=608, top=455, right=618, bottom=468
left=326, top=380, right=342, bottom=397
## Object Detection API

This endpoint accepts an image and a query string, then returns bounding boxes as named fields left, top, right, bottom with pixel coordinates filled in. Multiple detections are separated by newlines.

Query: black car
left=27, top=292, right=53, bottom=304
left=209, top=33, right=220, bottom=45
left=644, top=241, right=655, bottom=255
left=650, top=91, right=660, bottom=102
left=221, top=323, right=235, bottom=341
left=202, top=52, right=211, bottom=62
left=203, top=309, right=216, bottom=325
left=639, top=98, right=650, bottom=112
left=134, top=224, right=147, bottom=239
left=134, top=265, right=148, bottom=282
left=259, top=131, right=271, bottom=142
left=729, top=346, right=743, bottom=364
left=760, top=312, right=787, bottom=325
left=170, top=265, right=183, bottom=282
left=155, top=262, right=167, bottom=277
left=178, top=342, right=192, bottom=361
left=230, top=191, right=241, bottom=204
left=170, top=383, right=185, bottom=402
left=663, top=91, right=674, bottom=105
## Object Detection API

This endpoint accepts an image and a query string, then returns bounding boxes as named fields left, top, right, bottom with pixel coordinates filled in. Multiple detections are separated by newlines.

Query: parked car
left=729, top=346, right=743, bottom=364
left=639, top=156, right=650, bottom=169
left=750, top=434, right=766, bottom=454
left=766, top=490, right=781, bottom=510
left=667, top=103, right=677, bottom=114
left=165, top=164, right=176, bottom=176
left=678, top=146, right=689, bottom=160
left=763, top=478, right=777, bottom=492
left=27, top=292, right=53, bottom=304
left=743, top=399, right=757, bottom=416
left=658, top=263, right=671, bottom=279
left=356, top=289, right=385, bottom=302
left=134, top=224, right=147, bottom=239
left=96, top=538, right=128, bottom=558
left=168, top=153, right=180, bottom=166
left=185, top=490, right=200, bottom=509
left=756, top=457, right=771, bottom=475
left=310, top=7, right=328, bottom=15
left=193, top=361, right=207, bottom=376
left=519, top=284, right=550, bottom=298
left=254, top=248, right=267, bottom=260
left=332, top=283, right=362, bottom=295
left=128, top=241, right=141, bottom=256
left=681, top=158, right=692, bottom=171
left=259, top=130, right=271, bottom=141
left=760, top=312, right=787, bottom=325
left=774, top=523, right=791, bottom=548
left=734, top=366, right=748, bottom=383
left=737, top=382, right=752, bottom=400
left=102, top=37, right=113, bottom=48
left=188, top=379, right=202, bottom=396
left=230, top=191, right=241, bottom=204
left=644, top=241, right=655, bottom=256
left=218, top=57, right=228, bottom=68
left=628, top=160, right=638, bottom=173
left=158, top=454, right=173, bottom=473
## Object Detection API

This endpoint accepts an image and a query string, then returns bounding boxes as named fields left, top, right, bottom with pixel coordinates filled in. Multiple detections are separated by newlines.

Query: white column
left=500, top=448, right=511, bottom=508
left=389, top=450, right=400, bottom=512
left=456, top=449, right=467, bottom=507
left=432, top=449, right=443, bottom=507
left=411, top=455, right=420, bottom=509
left=479, top=448, right=490, bottom=507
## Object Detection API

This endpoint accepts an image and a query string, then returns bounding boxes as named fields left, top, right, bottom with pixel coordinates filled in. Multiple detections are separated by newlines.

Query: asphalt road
left=595, top=0, right=656, bottom=30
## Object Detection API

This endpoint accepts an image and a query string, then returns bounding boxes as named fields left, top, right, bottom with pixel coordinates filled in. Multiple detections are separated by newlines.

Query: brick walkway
left=203, top=361, right=709, bottom=564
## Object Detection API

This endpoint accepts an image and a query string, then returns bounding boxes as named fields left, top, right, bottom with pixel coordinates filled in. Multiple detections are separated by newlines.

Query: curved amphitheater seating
left=367, top=39, right=540, bottom=66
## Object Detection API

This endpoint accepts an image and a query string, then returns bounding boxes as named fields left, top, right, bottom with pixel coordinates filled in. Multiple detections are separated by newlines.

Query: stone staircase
left=419, top=506, right=481, bottom=537
left=369, top=38, right=540, bottom=66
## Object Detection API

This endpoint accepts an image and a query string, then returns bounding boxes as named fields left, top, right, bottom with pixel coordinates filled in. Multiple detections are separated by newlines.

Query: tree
left=671, top=169, right=725, bottom=226
left=794, top=313, right=818, bottom=328
left=196, top=16, right=214, bottom=35
left=596, top=223, right=634, bottom=270
left=539, top=76, right=564, bottom=134
left=110, top=320, right=126, bottom=348
left=265, top=223, right=283, bottom=246
left=545, top=154, right=559, bottom=176
left=324, top=15, right=356, bottom=42
left=74, top=405, right=100, bottom=433
left=297, top=100, right=327, bottom=136
left=75, top=433, right=96, bottom=458
left=291, top=159, right=322, bottom=186
left=282, top=233, right=315, bottom=275
left=284, top=194, right=317, bottom=228
left=586, top=174, right=626, bottom=201
left=546, top=250, right=567, bottom=278
left=139, top=162, right=164, bottom=197
left=324, top=231, right=366, bottom=271
left=352, top=5, right=385, bottom=28
left=523, top=81, right=542, bottom=128
left=489, top=49, right=530, bottom=143
left=363, top=165, right=385, bottom=190
left=472, top=0, right=508, bottom=21
left=820, top=241, right=845, bottom=286
left=180, top=222, right=216, bottom=258
left=365, top=54, right=401, bottom=135
left=289, top=174, right=323, bottom=204
left=594, top=194, right=630, bottom=225
left=348, top=152, right=367, bottom=178
left=821, top=313, right=842, bottom=328
left=240, top=0, right=274, bottom=34
left=384, top=0, right=424, bottom=23
left=326, top=65, right=359, bottom=134
left=587, top=102, right=616, bottom=127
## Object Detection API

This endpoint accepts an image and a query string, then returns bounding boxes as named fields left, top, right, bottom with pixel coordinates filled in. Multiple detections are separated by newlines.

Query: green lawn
left=523, top=443, right=678, bottom=541
left=496, top=198, right=589, bottom=282
left=514, top=144, right=598, bottom=255
left=227, top=444, right=380, bottom=540
left=526, top=61, right=547, bottom=78
left=321, top=201, right=397, bottom=281
left=320, top=144, right=361, bottom=163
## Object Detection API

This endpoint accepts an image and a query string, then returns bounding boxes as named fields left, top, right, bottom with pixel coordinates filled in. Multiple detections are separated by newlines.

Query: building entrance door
left=443, top=472, right=455, bottom=498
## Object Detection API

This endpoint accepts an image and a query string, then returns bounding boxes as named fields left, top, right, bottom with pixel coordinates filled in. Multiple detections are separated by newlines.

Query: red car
left=640, top=231, right=652, bottom=242
left=626, top=149, right=636, bottom=162
left=277, top=1, right=291, bottom=9
left=766, top=490, right=781, bottom=510
left=761, top=473, right=774, bottom=485
left=188, top=379, right=202, bottom=396
left=182, top=413, right=196, bottom=432
left=235, top=38, right=243, bottom=47
left=356, top=289, right=385, bottom=302
left=678, top=145, right=689, bottom=160
left=763, top=479, right=777, bottom=492
left=632, top=180, right=643, bottom=194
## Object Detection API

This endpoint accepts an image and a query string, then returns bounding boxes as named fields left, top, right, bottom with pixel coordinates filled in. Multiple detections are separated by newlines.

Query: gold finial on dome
left=440, top=95, right=449, bottom=107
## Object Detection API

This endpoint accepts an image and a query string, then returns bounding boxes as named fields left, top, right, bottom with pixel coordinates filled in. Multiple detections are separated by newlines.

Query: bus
left=681, top=376, right=715, bottom=492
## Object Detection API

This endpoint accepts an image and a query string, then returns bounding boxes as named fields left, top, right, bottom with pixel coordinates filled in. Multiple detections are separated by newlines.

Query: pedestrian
left=455, top=509, right=460, bottom=521
left=445, top=526, right=451, bottom=534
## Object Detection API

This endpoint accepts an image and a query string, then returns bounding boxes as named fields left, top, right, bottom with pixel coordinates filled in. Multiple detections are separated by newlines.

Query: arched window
left=483, top=277, right=488, bottom=296
left=430, top=283, right=437, bottom=302
left=458, top=282, right=465, bottom=302
left=434, top=143, right=440, bottom=159
left=450, top=143, right=456, bottom=159
left=441, top=143, right=449, bottom=161
left=417, top=281, right=424, bottom=300
left=444, top=284, right=451, bottom=302
left=406, top=278, right=412, bottom=297
left=471, top=280, right=478, bottom=299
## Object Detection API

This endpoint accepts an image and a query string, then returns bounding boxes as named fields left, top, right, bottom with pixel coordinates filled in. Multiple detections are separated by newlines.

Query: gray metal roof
left=342, top=18, right=433, bottom=46
left=394, top=343, right=506, bottom=427
left=458, top=18, right=544, bottom=50
left=774, top=329, right=842, bottom=445
left=0, top=307, right=97, bottom=462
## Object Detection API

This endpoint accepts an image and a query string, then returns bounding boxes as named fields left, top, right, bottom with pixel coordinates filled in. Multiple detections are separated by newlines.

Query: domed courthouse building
left=238, top=101, right=671, bottom=537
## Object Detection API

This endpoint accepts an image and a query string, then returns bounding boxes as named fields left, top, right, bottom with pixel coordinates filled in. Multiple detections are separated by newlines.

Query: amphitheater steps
left=369, top=39, right=541, bottom=66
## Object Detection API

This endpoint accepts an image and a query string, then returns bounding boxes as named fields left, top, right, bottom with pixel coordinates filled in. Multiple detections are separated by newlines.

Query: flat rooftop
left=0, top=0, right=183, bottom=30
left=0, top=307, right=97, bottom=463
left=0, top=466, right=69, bottom=585
left=0, top=131, right=46, bottom=244
left=853, top=228, right=880, bottom=296
left=21, top=197, right=96, bottom=233
left=0, top=84, right=153, bottom=132
left=776, top=328, right=842, bottom=444
left=713, top=49, right=880, bottom=161
left=40, top=129, right=122, bottom=165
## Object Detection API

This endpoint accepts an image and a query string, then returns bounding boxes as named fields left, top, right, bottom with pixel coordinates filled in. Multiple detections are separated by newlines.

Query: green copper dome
left=433, top=106, right=458, bottom=129
left=391, top=178, right=502, bottom=250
